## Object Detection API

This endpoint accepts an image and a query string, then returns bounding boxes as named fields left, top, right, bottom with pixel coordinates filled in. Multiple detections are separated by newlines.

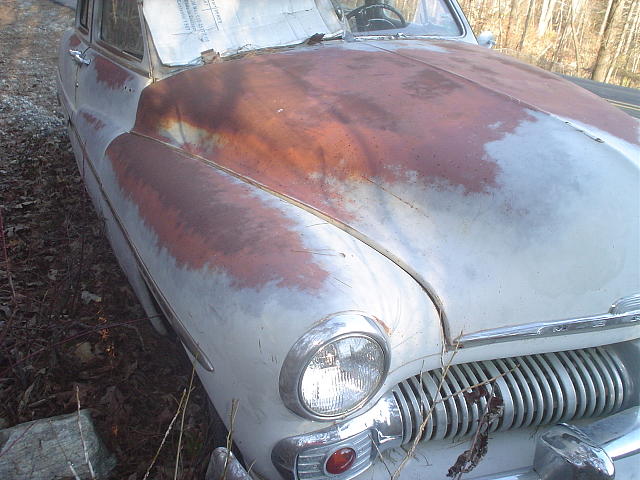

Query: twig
left=435, top=366, right=519, bottom=405
left=0, top=206, right=17, bottom=304
left=391, top=343, right=460, bottom=479
left=220, top=399, right=240, bottom=480
left=143, top=388, right=188, bottom=480
left=49, top=419, right=81, bottom=480
left=448, top=392, right=504, bottom=479
left=174, top=361, right=197, bottom=480
left=76, top=385, right=96, bottom=480
left=0, top=422, right=36, bottom=460
left=68, top=228, right=86, bottom=316
left=372, top=439, right=393, bottom=478
left=67, top=462, right=82, bottom=480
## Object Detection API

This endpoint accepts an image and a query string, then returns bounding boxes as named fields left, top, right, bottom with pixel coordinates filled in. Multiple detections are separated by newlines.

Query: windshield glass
left=144, top=0, right=461, bottom=67
left=338, top=0, right=461, bottom=37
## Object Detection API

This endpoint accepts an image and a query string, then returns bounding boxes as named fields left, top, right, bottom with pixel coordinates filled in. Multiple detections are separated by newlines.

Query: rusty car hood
left=132, top=40, right=640, bottom=342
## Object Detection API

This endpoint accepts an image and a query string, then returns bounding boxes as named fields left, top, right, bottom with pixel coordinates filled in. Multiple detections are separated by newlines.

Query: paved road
left=563, top=75, right=640, bottom=119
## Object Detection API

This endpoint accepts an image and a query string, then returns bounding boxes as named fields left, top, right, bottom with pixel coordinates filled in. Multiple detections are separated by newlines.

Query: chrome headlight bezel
left=279, top=313, right=390, bottom=420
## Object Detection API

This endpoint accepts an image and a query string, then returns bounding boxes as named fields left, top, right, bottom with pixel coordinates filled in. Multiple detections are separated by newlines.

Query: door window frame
left=75, top=0, right=92, bottom=41
left=91, top=0, right=150, bottom=75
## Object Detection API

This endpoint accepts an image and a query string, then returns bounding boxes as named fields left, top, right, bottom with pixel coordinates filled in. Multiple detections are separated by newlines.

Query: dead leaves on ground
left=0, top=67, right=212, bottom=480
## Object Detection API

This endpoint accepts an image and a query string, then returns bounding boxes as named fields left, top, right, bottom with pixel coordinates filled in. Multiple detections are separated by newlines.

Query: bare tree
left=592, top=0, right=625, bottom=81
left=537, top=0, right=558, bottom=37
left=518, top=0, right=537, bottom=50
left=463, top=0, right=639, bottom=87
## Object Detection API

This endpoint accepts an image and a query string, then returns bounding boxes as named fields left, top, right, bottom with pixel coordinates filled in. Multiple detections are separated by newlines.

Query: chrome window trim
left=458, top=294, right=640, bottom=348
left=347, top=0, right=474, bottom=43
left=279, top=313, right=391, bottom=421
left=92, top=0, right=148, bottom=69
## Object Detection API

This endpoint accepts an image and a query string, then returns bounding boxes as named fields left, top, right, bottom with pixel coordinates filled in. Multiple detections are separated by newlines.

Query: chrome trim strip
left=610, top=294, right=640, bottom=315
left=71, top=126, right=215, bottom=372
left=458, top=297, right=640, bottom=347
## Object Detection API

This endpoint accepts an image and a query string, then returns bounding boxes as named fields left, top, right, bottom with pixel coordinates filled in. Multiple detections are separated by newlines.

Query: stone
left=0, top=409, right=116, bottom=479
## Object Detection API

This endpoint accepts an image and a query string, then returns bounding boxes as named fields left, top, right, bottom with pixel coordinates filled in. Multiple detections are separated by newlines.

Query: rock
left=0, top=409, right=116, bottom=479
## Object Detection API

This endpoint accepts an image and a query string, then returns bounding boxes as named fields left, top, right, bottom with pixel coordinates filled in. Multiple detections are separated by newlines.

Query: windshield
left=144, top=0, right=462, bottom=67
left=337, top=0, right=461, bottom=37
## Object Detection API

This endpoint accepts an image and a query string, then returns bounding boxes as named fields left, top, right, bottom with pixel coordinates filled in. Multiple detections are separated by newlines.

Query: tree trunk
left=599, top=0, right=616, bottom=37
left=605, top=0, right=636, bottom=82
left=569, top=0, right=582, bottom=74
left=537, top=0, right=557, bottom=37
left=592, top=0, right=624, bottom=81
left=505, top=0, right=517, bottom=49
left=518, top=0, right=536, bottom=50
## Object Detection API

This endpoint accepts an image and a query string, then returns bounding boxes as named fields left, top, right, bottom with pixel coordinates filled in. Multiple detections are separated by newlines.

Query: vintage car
left=57, top=0, right=640, bottom=479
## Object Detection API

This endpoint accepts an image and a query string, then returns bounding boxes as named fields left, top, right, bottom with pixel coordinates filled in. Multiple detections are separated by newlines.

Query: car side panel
left=100, top=132, right=444, bottom=478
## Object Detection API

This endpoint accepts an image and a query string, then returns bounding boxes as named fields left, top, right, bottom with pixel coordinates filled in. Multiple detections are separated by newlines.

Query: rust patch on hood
left=397, top=40, right=639, bottom=146
left=134, top=45, right=534, bottom=220
left=106, top=134, right=329, bottom=291
left=93, top=55, right=133, bottom=90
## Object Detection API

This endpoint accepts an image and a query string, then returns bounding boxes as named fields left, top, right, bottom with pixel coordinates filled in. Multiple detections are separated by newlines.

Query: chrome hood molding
left=460, top=294, right=640, bottom=347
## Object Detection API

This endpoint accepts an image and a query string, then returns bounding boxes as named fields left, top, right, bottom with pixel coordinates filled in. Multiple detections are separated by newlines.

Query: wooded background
left=460, top=0, right=640, bottom=87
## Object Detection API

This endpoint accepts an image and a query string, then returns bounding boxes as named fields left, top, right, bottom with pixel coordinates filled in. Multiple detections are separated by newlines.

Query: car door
left=71, top=0, right=150, bottom=219
left=58, top=0, right=92, bottom=173
left=58, top=0, right=91, bottom=121
left=74, top=0, right=150, bottom=173
left=68, top=0, right=172, bottom=335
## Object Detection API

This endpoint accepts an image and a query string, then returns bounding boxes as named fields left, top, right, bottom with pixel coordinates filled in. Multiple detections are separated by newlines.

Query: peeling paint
left=93, top=55, right=134, bottom=90
left=134, top=43, right=536, bottom=223
left=80, top=111, right=106, bottom=131
left=106, top=134, right=329, bottom=292
left=68, top=33, right=81, bottom=48
left=394, top=40, right=640, bottom=146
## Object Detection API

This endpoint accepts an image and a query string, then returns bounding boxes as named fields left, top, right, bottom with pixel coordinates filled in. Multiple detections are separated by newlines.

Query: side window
left=100, top=0, right=144, bottom=60
left=77, top=0, right=90, bottom=31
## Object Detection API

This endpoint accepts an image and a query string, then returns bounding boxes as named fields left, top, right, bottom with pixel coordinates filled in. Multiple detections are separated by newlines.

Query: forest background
left=459, top=0, right=639, bottom=88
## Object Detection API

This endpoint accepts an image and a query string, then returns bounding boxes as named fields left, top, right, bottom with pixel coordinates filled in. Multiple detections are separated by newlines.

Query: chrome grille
left=393, top=346, right=630, bottom=444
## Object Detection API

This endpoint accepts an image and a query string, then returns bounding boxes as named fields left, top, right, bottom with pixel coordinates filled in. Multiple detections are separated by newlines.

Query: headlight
left=279, top=313, right=390, bottom=420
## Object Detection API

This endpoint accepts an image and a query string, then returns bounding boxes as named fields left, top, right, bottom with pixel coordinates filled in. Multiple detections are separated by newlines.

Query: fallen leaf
left=81, top=290, right=102, bottom=304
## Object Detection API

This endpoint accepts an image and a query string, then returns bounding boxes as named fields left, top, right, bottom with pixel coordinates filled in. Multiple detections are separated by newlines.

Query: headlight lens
left=299, top=335, right=386, bottom=416
left=279, top=313, right=390, bottom=419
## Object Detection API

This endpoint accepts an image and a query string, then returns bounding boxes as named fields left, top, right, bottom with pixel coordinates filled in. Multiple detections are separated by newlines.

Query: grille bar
left=393, top=346, right=629, bottom=444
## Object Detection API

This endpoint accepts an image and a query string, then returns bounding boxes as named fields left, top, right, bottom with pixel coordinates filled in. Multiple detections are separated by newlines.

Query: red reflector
left=325, top=447, right=356, bottom=475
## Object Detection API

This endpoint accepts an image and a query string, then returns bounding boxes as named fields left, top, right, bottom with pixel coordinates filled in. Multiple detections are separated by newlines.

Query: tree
left=537, top=0, right=557, bottom=37
left=592, top=0, right=625, bottom=81
left=518, top=0, right=537, bottom=50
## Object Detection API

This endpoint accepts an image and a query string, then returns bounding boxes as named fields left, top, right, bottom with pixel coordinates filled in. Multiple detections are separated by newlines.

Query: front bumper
left=269, top=391, right=640, bottom=480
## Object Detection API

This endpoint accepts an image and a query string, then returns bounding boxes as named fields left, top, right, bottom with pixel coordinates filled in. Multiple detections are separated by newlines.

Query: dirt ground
left=0, top=1, right=216, bottom=478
